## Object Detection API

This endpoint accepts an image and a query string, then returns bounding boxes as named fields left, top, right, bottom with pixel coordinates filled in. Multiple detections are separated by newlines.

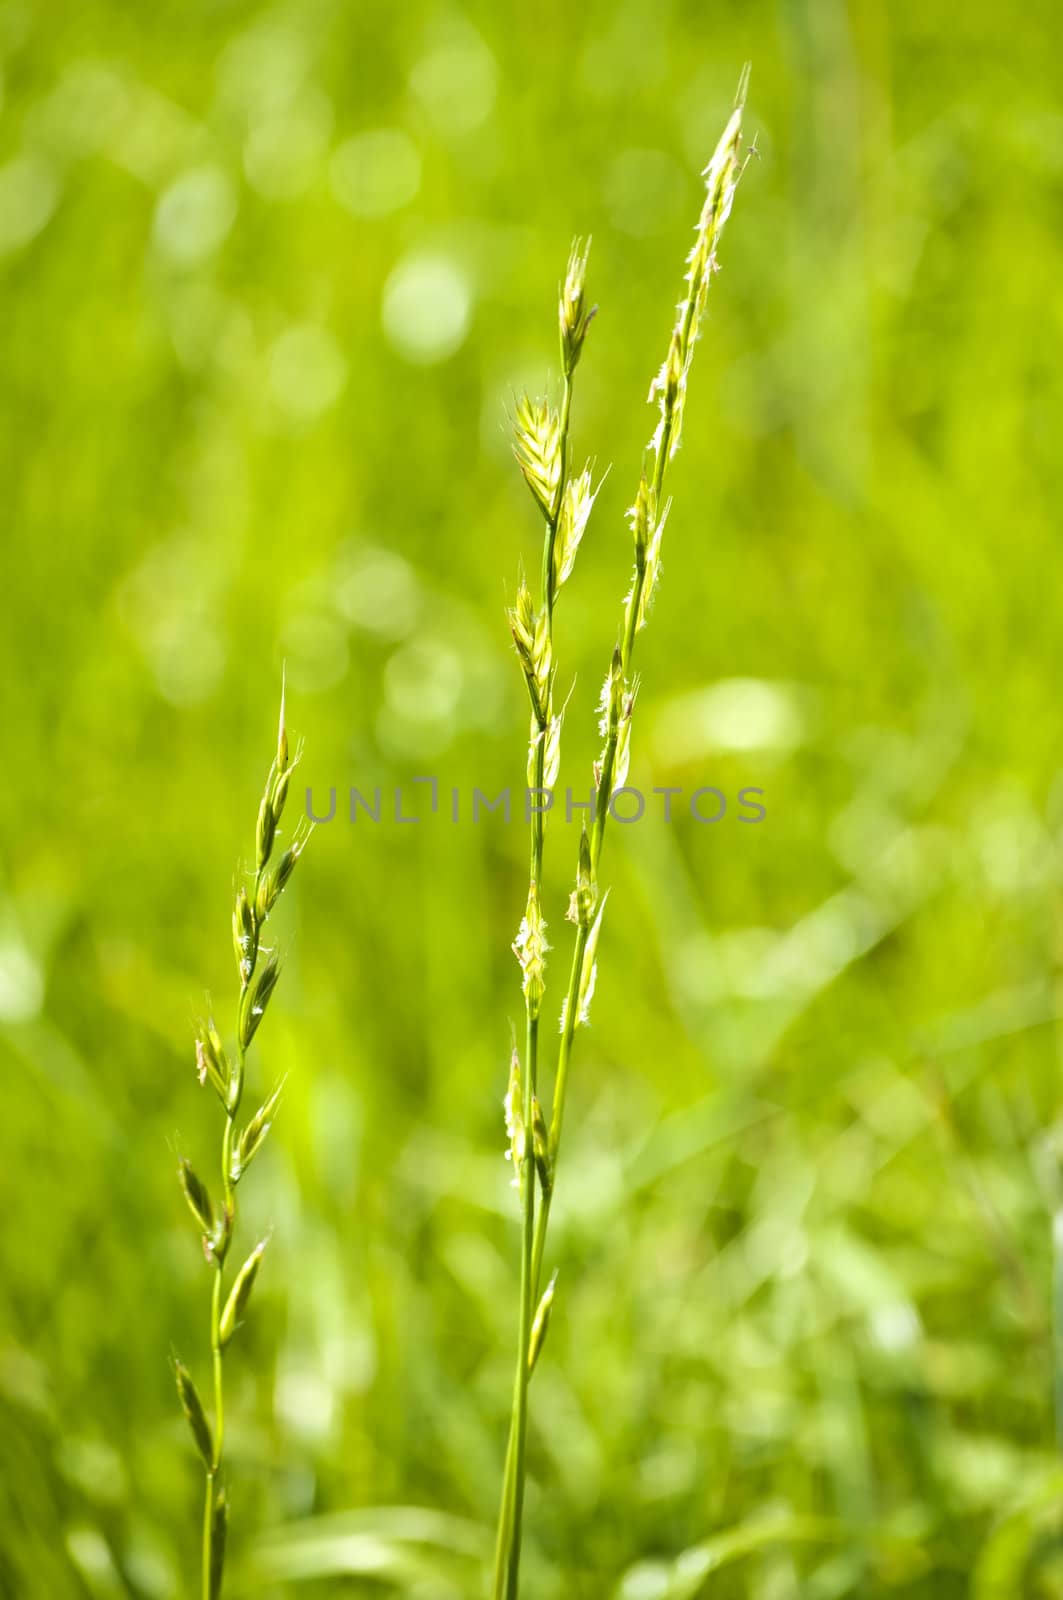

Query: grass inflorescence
left=493, top=75, right=751, bottom=1600
left=173, top=683, right=311, bottom=1599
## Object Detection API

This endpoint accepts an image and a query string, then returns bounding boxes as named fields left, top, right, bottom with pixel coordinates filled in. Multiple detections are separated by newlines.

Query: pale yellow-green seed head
left=277, top=667, right=289, bottom=772
left=512, top=886, right=549, bottom=1018
left=553, top=465, right=600, bottom=593
left=542, top=710, right=563, bottom=790
left=508, top=583, right=552, bottom=725
left=560, top=889, right=609, bottom=1032
left=530, top=608, right=553, bottom=711
left=559, top=237, right=595, bottom=376
left=647, top=89, right=746, bottom=466
left=614, top=702, right=634, bottom=790
left=238, top=947, right=280, bottom=1050
left=597, top=646, right=625, bottom=741
left=531, top=1096, right=552, bottom=1196
left=628, top=469, right=655, bottom=568
left=232, top=1077, right=285, bottom=1183
left=569, top=826, right=597, bottom=930
left=219, top=1239, right=267, bottom=1346
left=528, top=1270, right=559, bottom=1374
left=195, top=1019, right=229, bottom=1103
left=513, top=393, right=562, bottom=522
left=178, top=1156, right=214, bottom=1237
left=503, top=1045, right=525, bottom=1185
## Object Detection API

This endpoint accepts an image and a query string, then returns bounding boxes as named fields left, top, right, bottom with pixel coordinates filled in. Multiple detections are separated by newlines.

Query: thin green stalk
left=503, top=1003, right=539, bottom=1599
left=175, top=687, right=311, bottom=1600
left=201, top=1049, right=241, bottom=1598
left=495, top=259, right=591, bottom=1596
left=496, top=704, right=550, bottom=1599
left=211, top=1260, right=225, bottom=1464
left=496, top=514, right=560, bottom=1596
left=494, top=82, right=750, bottom=1599
left=201, top=1470, right=213, bottom=1600
left=529, top=916, right=588, bottom=1295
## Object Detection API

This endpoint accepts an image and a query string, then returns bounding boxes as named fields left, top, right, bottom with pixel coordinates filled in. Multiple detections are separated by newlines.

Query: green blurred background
left=3, top=0, right=1063, bottom=1594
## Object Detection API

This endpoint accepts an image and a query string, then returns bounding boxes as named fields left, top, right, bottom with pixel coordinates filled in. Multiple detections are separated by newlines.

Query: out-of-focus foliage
left=3, top=0, right=1063, bottom=1595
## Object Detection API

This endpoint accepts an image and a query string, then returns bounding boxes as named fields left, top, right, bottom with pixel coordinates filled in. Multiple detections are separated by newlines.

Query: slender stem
left=201, top=1470, right=213, bottom=1600
left=494, top=367, right=574, bottom=1600
left=493, top=827, right=544, bottom=1600
left=494, top=748, right=545, bottom=1600
left=492, top=1436, right=516, bottom=1596
left=210, top=1265, right=225, bottom=1465
left=202, top=1261, right=222, bottom=1600
left=202, top=1045, right=243, bottom=1599
left=508, top=1008, right=539, bottom=1599
left=529, top=917, right=589, bottom=1295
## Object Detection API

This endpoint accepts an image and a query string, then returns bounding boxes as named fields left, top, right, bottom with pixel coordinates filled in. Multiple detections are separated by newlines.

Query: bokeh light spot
left=153, top=165, right=237, bottom=265
left=330, top=128, right=421, bottom=218
left=0, top=153, right=60, bottom=256
left=268, top=324, right=348, bottom=422
left=381, top=254, right=471, bottom=364
left=409, top=30, right=497, bottom=134
left=244, top=90, right=333, bottom=200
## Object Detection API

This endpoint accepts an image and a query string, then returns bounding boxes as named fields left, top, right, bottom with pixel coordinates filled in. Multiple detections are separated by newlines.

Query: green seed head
left=233, top=1078, right=285, bottom=1183
left=629, top=469, right=654, bottom=571
left=614, top=690, right=636, bottom=789
left=219, top=1239, right=268, bottom=1346
left=561, top=890, right=609, bottom=1034
left=648, top=88, right=745, bottom=465
left=598, top=647, right=624, bottom=741
left=233, top=887, right=257, bottom=986
left=503, top=1045, right=525, bottom=1186
left=508, top=584, right=551, bottom=725
left=531, top=1096, right=552, bottom=1197
left=255, top=790, right=277, bottom=873
left=238, top=948, right=280, bottom=1050
left=568, top=827, right=597, bottom=930
left=194, top=1020, right=229, bottom=1104
left=553, top=466, right=600, bottom=594
left=528, top=1272, right=558, bottom=1375
left=542, top=711, right=562, bottom=791
left=178, top=1158, right=214, bottom=1238
left=513, top=393, right=562, bottom=522
left=270, top=763, right=292, bottom=825
left=206, top=1198, right=234, bottom=1264
left=255, top=822, right=310, bottom=921
left=276, top=669, right=289, bottom=772
left=512, top=887, right=549, bottom=1018
left=559, top=237, right=595, bottom=376
left=174, top=1359, right=213, bottom=1468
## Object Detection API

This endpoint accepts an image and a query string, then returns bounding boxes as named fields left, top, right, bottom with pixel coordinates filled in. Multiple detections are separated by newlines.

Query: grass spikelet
left=513, top=395, right=562, bottom=521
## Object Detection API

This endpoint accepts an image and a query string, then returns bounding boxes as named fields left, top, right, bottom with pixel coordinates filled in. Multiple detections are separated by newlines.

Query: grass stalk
left=493, top=78, right=751, bottom=1598
left=174, top=683, right=311, bottom=1599
left=494, top=243, right=593, bottom=1598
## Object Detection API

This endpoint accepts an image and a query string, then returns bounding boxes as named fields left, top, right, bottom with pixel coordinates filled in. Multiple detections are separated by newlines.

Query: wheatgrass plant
left=494, top=79, right=751, bottom=1599
left=174, top=685, right=311, bottom=1600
